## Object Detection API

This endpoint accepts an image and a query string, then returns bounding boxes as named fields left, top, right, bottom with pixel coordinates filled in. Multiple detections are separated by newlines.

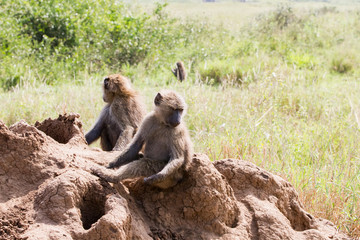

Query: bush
left=0, top=0, right=188, bottom=89
left=2, top=75, right=20, bottom=91
left=14, top=0, right=173, bottom=64
left=198, top=59, right=247, bottom=86
left=286, top=51, right=317, bottom=70
left=255, top=5, right=300, bottom=34
left=103, top=2, right=180, bottom=66
left=331, top=57, right=353, bottom=74
left=18, top=0, right=77, bottom=49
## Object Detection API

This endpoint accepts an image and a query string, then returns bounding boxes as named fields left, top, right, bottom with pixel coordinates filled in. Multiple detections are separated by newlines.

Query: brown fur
left=85, top=74, right=146, bottom=151
left=171, top=61, right=187, bottom=82
left=91, top=90, right=193, bottom=189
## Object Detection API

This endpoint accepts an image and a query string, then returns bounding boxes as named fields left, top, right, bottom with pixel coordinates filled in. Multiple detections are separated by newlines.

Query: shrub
left=2, top=75, right=20, bottom=91
left=0, top=0, right=188, bottom=89
left=198, top=59, right=246, bottom=86
left=6, top=0, right=181, bottom=65
left=18, top=0, right=77, bottom=49
left=286, top=51, right=317, bottom=70
left=331, top=57, right=353, bottom=74
left=103, top=3, right=180, bottom=66
left=255, top=5, right=299, bottom=34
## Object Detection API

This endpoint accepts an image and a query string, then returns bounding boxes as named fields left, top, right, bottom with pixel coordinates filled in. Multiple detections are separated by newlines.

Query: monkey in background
left=85, top=74, right=147, bottom=151
left=91, top=90, right=193, bottom=189
left=172, top=61, right=187, bottom=82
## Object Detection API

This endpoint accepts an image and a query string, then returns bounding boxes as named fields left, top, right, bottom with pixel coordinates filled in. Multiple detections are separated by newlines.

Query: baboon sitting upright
left=91, top=90, right=193, bottom=189
left=171, top=61, right=187, bottom=82
left=85, top=74, right=146, bottom=151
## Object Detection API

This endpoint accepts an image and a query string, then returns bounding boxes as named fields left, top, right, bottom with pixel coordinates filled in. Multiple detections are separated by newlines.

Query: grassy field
left=1, top=0, right=360, bottom=237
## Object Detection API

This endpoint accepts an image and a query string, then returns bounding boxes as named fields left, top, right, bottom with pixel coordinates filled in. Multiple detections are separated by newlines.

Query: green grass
left=1, top=67, right=359, bottom=236
left=1, top=1, right=360, bottom=237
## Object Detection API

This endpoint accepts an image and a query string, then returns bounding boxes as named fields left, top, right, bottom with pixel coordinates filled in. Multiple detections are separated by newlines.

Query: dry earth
left=0, top=114, right=351, bottom=239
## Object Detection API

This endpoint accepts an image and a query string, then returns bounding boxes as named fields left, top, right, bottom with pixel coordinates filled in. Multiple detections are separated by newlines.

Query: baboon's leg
left=100, top=130, right=113, bottom=151
left=92, top=158, right=167, bottom=183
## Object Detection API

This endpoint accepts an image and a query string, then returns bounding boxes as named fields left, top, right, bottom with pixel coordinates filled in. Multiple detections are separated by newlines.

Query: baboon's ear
left=154, top=93, right=163, bottom=106
left=103, top=77, right=110, bottom=89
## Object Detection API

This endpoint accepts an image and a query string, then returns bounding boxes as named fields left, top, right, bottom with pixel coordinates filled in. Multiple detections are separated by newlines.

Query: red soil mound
left=0, top=114, right=350, bottom=239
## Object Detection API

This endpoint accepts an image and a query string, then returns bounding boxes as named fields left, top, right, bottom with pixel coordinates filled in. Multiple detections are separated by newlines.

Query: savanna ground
left=0, top=0, right=360, bottom=238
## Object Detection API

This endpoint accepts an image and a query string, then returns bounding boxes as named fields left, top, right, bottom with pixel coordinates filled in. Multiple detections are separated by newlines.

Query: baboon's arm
left=144, top=135, right=189, bottom=185
left=144, top=138, right=185, bottom=185
left=107, top=134, right=144, bottom=169
left=113, top=126, right=135, bottom=151
left=171, top=68, right=178, bottom=78
left=85, top=108, right=107, bottom=145
left=144, top=156, right=184, bottom=185
left=107, top=115, right=155, bottom=168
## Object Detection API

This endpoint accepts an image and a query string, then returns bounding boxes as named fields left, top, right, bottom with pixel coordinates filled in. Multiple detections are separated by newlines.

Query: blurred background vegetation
left=1, top=0, right=360, bottom=88
left=1, top=0, right=360, bottom=237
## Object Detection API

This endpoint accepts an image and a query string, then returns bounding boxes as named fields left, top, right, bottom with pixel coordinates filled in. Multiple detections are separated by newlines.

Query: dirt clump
left=34, top=113, right=86, bottom=145
left=0, top=115, right=350, bottom=240
left=123, top=153, right=239, bottom=239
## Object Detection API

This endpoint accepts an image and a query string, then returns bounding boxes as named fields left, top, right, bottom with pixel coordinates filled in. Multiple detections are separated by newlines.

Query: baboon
left=171, top=61, right=187, bottom=82
left=85, top=74, right=146, bottom=151
left=91, top=90, right=193, bottom=189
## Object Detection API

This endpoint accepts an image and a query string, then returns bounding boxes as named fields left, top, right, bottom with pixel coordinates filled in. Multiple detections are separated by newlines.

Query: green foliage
left=0, top=0, right=188, bottom=88
left=331, top=57, right=353, bottom=74
left=2, top=75, right=20, bottom=91
left=198, top=59, right=255, bottom=86
left=102, top=2, right=182, bottom=66
left=18, top=0, right=77, bottom=49
left=255, top=5, right=301, bottom=34
left=286, top=51, right=317, bottom=69
left=1, top=1, right=360, bottom=89
left=237, top=40, right=258, bottom=57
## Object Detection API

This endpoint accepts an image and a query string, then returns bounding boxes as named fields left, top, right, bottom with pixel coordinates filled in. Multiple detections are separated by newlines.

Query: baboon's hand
left=91, top=166, right=105, bottom=178
left=144, top=174, right=164, bottom=185
left=107, top=161, right=117, bottom=169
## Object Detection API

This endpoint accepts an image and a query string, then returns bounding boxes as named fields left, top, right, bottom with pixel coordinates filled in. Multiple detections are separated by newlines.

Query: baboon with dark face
left=171, top=61, right=187, bottom=82
left=91, top=90, right=193, bottom=189
left=85, top=74, right=146, bottom=151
